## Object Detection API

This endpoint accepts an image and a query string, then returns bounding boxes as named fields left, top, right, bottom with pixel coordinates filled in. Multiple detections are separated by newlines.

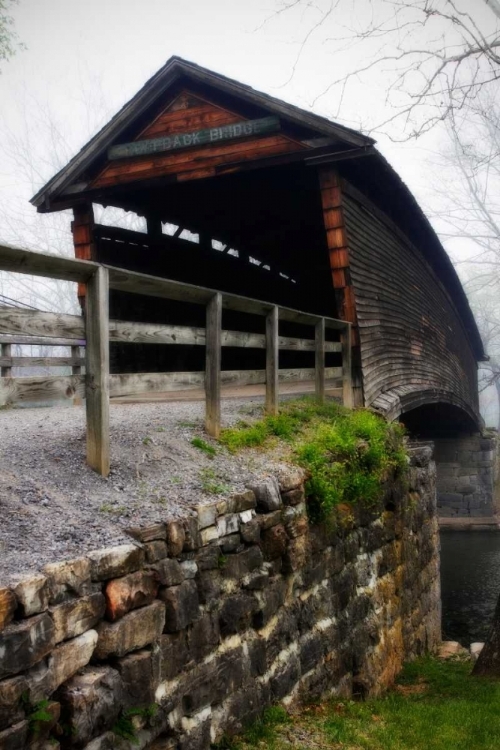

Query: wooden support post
left=315, top=318, right=325, bottom=403
left=85, top=267, right=110, bottom=476
left=266, top=305, right=279, bottom=415
left=342, top=323, right=354, bottom=409
left=0, top=343, right=12, bottom=377
left=72, top=204, right=96, bottom=309
left=147, top=216, right=163, bottom=239
left=205, top=292, right=222, bottom=438
left=72, top=345, right=83, bottom=406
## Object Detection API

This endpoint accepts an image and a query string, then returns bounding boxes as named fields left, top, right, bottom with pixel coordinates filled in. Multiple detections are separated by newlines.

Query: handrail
left=0, top=244, right=353, bottom=476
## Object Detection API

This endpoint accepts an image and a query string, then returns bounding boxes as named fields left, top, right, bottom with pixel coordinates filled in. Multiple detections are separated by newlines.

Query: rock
left=196, top=546, right=220, bottom=571
left=438, top=641, right=468, bottom=659
left=81, top=730, right=116, bottom=750
left=221, top=548, right=263, bottom=580
left=49, top=630, right=98, bottom=691
left=240, top=519, right=261, bottom=544
left=12, top=574, right=49, bottom=617
left=180, top=560, right=198, bottom=579
left=0, top=613, right=55, bottom=679
left=88, top=545, right=145, bottom=581
left=0, top=589, right=17, bottom=631
left=220, top=534, right=243, bottom=553
left=470, top=642, right=484, bottom=661
left=167, top=521, right=186, bottom=557
left=151, top=559, right=184, bottom=587
left=160, top=580, right=200, bottom=632
left=105, top=571, right=159, bottom=621
left=219, top=593, right=258, bottom=636
left=282, top=488, right=305, bottom=506
left=242, top=570, right=269, bottom=591
left=27, top=699, right=60, bottom=744
left=196, top=504, right=217, bottom=530
left=0, top=720, right=28, bottom=750
left=216, top=514, right=240, bottom=537
left=187, top=612, right=220, bottom=661
left=126, top=524, right=167, bottom=543
left=115, top=649, right=158, bottom=709
left=248, top=477, right=282, bottom=513
left=51, top=592, right=105, bottom=642
left=0, top=675, right=28, bottom=730
left=228, top=490, right=256, bottom=514
left=258, top=510, right=282, bottom=530
left=261, top=524, right=288, bottom=560
left=57, top=666, right=123, bottom=747
left=283, top=534, right=308, bottom=572
left=200, top=526, right=219, bottom=546
left=158, top=632, right=189, bottom=681
left=94, top=601, right=166, bottom=659
left=42, top=558, right=91, bottom=604
left=277, top=466, right=305, bottom=493
left=145, top=541, right=169, bottom=563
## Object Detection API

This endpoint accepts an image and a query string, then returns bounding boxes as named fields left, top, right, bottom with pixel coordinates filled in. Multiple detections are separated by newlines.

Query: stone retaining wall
left=435, top=433, right=498, bottom=518
left=0, top=445, right=440, bottom=750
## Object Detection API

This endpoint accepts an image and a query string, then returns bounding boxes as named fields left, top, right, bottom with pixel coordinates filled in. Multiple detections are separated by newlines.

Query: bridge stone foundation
left=435, top=433, right=499, bottom=518
left=0, top=446, right=440, bottom=750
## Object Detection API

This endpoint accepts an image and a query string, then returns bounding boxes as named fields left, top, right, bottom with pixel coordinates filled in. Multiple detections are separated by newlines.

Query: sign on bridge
left=108, top=116, right=280, bottom=161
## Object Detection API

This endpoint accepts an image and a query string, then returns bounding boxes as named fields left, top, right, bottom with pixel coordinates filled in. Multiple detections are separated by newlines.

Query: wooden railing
left=0, top=243, right=353, bottom=476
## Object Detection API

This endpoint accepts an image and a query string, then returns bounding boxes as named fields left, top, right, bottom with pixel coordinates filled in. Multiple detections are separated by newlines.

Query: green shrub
left=191, top=436, right=217, bottom=457
left=219, top=398, right=407, bottom=522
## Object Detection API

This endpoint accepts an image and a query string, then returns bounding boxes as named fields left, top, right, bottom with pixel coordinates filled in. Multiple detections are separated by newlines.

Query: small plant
left=112, top=704, right=158, bottom=745
left=156, top=426, right=166, bottom=433
left=153, top=494, right=167, bottom=506
left=21, top=694, right=53, bottom=737
left=142, top=436, right=153, bottom=446
left=99, top=503, right=113, bottom=513
left=178, top=420, right=198, bottom=428
left=217, top=553, right=228, bottom=568
left=200, top=467, right=230, bottom=495
left=191, top=436, right=217, bottom=457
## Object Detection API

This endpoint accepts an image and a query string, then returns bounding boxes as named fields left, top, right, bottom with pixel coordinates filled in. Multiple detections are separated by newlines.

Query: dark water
left=440, top=531, right=500, bottom=644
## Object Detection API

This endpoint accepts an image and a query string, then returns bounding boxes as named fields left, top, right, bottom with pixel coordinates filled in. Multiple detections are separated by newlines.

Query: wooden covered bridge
left=0, top=58, right=486, bottom=492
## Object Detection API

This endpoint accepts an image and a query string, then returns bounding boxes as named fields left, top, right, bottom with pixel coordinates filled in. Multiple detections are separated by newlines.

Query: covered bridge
left=31, top=58, right=490, bottom=514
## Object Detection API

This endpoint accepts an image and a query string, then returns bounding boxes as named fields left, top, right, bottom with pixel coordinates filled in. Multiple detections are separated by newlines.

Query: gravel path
left=0, top=396, right=292, bottom=583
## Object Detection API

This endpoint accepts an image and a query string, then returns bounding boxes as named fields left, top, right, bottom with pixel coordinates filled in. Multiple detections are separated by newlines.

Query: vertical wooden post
left=85, top=267, right=110, bottom=476
left=72, top=204, right=96, bottom=310
left=315, top=318, right=325, bottom=403
left=342, top=323, right=354, bottom=409
left=266, top=306, right=279, bottom=415
left=205, top=292, right=222, bottom=438
left=72, top=345, right=82, bottom=406
left=1, top=343, right=12, bottom=378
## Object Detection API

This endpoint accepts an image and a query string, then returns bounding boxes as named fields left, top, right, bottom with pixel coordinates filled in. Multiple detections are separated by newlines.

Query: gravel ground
left=0, top=396, right=292, bottom=583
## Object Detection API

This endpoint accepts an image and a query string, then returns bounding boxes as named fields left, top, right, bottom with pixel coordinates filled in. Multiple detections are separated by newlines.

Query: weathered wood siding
left=341, top=186, right=479, bottom=416
left=92, top=91, right=304, bottom=187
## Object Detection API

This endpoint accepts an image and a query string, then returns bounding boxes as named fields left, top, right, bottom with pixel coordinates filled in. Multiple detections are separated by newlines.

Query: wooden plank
left=0, top=343, right=11, bottom=377
left=342, top=323, right=353, bottom=409
left=85, top=267, right=110, bottom=477
left=0, top=356, right=84, bottom=368
left=71, top=346, right=83, bottom=375
left=0, top=375, right=84, bottom=406
left=109, top=367, right=343, bottom=397
left=0, top=335, right=85, bottom=347
left=0, top=307, right=85, bottom=340
left=205, top=292, right=222, bottom=438
left=0, top=244, right=96, bottom=283
left=266, top=306, right=279, bottom=415
left=315, top=318, right=325, bottom=403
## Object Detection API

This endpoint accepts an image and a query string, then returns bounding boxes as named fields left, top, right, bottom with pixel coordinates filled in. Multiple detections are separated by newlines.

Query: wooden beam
left=0, top=244, right=95, bottom=283
left=205, top=292, right=222, bottom=438
left=315, top=318, right=325, bottom=403
left=0, top=343, right=11, bottom=377
left=0, top=375, right=84, bottom=406
left=0, top=356, right=84, bottom=368
left=342, top=323, right=354, bottom=409
left=85, top=267, right=110, bottom=476
left=0, top=335, right=86, bottom=347
left=0, top=307, right=84, bottom=340
left=266, top=306, right=279, bottom=415
left=72, top=204, right=96, bottom=305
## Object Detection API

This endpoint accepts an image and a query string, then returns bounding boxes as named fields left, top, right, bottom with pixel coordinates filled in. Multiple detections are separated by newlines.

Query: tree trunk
left=473, top=593, right=500, bottom=677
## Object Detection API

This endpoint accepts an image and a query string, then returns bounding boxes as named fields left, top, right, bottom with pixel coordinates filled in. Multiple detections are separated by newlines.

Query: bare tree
left=265, top=0, right=500, bottom=139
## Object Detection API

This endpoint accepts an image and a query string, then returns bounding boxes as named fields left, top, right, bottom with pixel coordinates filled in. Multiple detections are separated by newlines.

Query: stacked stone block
left=0, top=446, right=440, bottom=750
left=435, top=433, right=498, bottom=517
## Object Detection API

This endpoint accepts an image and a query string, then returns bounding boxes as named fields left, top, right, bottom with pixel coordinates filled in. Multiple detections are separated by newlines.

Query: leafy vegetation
left=219, top=398, right=407, bottom=522
left=200, top=467, right=230, bottom=495
left=191, top=436, right=217, bottom=457
left=112, top=704, right=158, bottom=745
left=223, top=657, right=500, bottom=750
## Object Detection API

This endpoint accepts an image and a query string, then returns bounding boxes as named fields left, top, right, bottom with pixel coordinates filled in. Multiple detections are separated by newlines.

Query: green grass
left=224, top=658, right=500, bottom=750
left=191, top=436, right=217, bottom=457
left=219, top=398, right=407, bottom=522
left=200, top=467, right=230, bottom=495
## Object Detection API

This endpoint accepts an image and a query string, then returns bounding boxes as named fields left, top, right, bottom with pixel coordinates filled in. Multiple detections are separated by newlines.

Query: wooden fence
left=0, top=244, right=352, bottom=476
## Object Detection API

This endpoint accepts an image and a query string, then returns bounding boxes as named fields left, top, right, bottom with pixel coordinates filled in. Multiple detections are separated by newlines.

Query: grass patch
left=219, top=398, right=406, bottom=522
left=191, top=436, right=217, bottom=457
left=200, top=467, right=230, bottom=495
left=227, top=658, right=500, bottom=750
